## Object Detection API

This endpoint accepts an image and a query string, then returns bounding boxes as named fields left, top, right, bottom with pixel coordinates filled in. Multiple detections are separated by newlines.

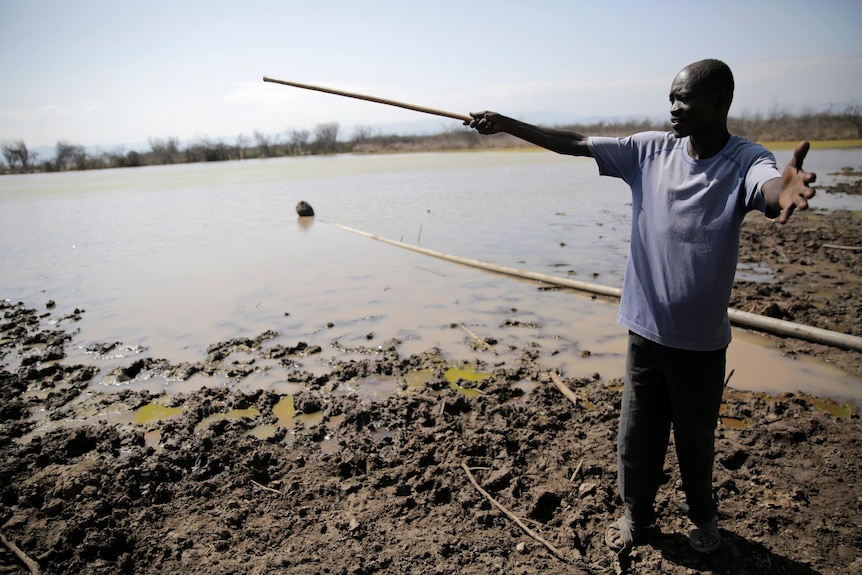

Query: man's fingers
left=776, top=205, right=794, bottom=225
left=467, top=111, right=487, bottom=129
left=467, top=111, right=497, bottom=133
left=778, top=186, right=815, bottom=225
left=791, top=140, right=810, bottom=170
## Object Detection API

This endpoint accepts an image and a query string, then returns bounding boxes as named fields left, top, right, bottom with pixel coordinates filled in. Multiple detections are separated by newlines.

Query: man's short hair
left=688, top=59, right=735, bottom=105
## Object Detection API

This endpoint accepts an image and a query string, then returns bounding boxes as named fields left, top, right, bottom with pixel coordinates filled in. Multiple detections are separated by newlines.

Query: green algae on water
left=197, top=406, right=261, bottom=430
left=444, top=366, right=490, bottom=384
left=272, top=395, right=296, bottom=427
left=134, top=398, right=183, bottom=425
left=402, top=365, right=490, bottom=397
left=445, top=366, right=490, bottom=397
left=799, top=393, right=857, bottom=419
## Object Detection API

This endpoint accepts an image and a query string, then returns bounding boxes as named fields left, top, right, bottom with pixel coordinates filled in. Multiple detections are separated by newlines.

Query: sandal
left=605, top=515, right=642, bottom=553
left=689, top=518, right=722, bottom=553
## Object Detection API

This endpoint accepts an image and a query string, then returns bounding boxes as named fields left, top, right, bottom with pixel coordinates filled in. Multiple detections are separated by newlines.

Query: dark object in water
left=296, top=201, right=315, bottom=217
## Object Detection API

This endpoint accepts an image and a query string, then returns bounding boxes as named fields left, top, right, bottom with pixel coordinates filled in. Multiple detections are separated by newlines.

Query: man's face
left=668, top=68, right=723, bottom=138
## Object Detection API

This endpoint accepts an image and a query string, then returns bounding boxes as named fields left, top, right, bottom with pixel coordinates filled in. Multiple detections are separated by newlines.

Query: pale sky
left=1, top=0, right=860, bottom=150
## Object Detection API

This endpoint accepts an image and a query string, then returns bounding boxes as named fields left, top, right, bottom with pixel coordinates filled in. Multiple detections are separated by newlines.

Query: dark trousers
left=617, top=331, right=726, bottom=526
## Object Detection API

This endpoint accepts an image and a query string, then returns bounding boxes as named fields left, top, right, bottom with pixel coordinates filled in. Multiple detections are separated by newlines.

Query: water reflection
left=296, top=216, right=315, bottom=232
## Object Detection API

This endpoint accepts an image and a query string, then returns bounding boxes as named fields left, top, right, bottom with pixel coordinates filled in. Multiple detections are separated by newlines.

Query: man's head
left=669, top=59, right=734, bottom=139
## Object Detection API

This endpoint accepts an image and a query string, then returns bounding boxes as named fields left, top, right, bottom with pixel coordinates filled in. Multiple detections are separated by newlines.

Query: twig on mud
left=549, top=372, right=581, bottom=408
left=823, top=243, right=862, bottom=251
left=460, top=323, right=498, bottom=355
left=724, top=369, right=735, bottom=387
left=0, top=532, right=40, bottom=575
left=461, top=462, right=575, bottom=567
left=569, top=457, right=584, bottom=482
left=251, top=480, right=283, bottom=495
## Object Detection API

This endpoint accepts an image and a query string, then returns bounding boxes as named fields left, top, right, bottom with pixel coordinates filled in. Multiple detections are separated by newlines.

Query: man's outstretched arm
left=466, top=111, right=593, bottom=157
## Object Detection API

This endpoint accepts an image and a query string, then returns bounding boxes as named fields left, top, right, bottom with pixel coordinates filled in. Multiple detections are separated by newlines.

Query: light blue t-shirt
left=588, top=132, right=781, bottom=351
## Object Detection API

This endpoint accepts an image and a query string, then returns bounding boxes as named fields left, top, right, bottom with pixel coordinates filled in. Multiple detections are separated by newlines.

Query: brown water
left=2, top=150, right=861, bottom=405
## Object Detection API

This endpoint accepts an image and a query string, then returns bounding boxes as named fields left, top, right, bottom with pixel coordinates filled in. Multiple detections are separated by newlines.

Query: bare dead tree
left=148, top=136, right=180, bottom=164
left=2, top=141, right=18, bottom=170
left=72, top=145, right=89, bottom=170
left=312, top=122, right=339, bottom=154
left=54, top=140, right=86, bottom=171
left=286, top=129, right=310, bottom=155
left=253, top=130, right=276, bottom=157
left=351, top=125, right=376, bottom=144
left=235, top=134, right=249, bottom=160
left=1, top=140, right=32, bottom=172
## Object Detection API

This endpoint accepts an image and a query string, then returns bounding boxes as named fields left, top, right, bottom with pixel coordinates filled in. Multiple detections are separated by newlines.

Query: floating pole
left=331, top=223, right=622, bottom=298
left=263, top=76, right=473, bottom=123
left=725, top=308, right=862, bottom=352
left=331, top=223, right=862, bottom=353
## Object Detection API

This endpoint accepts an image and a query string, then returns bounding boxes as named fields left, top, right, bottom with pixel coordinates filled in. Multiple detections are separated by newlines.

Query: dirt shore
left=1, top=180, right=860, bottom=575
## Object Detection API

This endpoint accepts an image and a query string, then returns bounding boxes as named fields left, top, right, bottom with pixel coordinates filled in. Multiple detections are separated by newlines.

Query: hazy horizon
left=2, top=0, right=860, bottom=151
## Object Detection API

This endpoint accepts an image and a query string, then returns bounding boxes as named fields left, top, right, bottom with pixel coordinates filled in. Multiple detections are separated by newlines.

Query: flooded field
left=2, top=148, right=861, bottom=403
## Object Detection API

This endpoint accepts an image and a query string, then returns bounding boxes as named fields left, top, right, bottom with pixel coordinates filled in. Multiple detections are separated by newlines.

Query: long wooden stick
left=823, top=243, right=862, bottom=251
left=262, top=76, right=473, bottom=123
left=250, top=480, right=283, bottom=495
left=0, top=533, right=40, bottom=575
left=331, top=223, right=862, bottom=352
left=461, top=463, right=576, bottom=567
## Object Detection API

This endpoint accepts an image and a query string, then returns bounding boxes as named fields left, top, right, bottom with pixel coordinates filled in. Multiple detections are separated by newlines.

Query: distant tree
left=312, top=122, right=339, bottom=154
left=200, top=136, right=230, bottom=162
left=1, top=140, right=32, bottom=172
left=148, top=136, right=180, bottom=164
left=235, top=134, right=249, bottom=160
left=839, top=104, right=862, bottom=138
left=18, top=141, right=31, bottom=170
left=54, top=140, right=86, bottom=171
left=72, top=145, right=89, bottom=170
left=101, top=146, right=140, bottom=169
left=286, top=129, right=310, bottom=155
left=100, top=147, right=122, bottom=168
left=253, top=130, right=277, bottom=157
left=2, top=141, right=18, bottom=170
left=183, top=142, right=203, bottom=164
left=351, top=125, right=376, bottom=144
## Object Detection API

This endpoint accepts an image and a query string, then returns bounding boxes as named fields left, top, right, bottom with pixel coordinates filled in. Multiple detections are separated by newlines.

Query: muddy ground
left=1, top=180, right=861, bottom=575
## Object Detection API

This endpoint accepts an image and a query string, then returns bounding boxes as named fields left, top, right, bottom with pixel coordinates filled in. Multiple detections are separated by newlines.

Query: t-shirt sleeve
left=744, top=150, right=782, bottom=218
left=588, top=132, right=668, bottom=186
left=587, top=135, right=640, bottom=184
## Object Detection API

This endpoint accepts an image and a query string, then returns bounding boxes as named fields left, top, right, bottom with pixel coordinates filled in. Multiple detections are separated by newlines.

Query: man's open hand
left=775, top=141, right=817, bottom=224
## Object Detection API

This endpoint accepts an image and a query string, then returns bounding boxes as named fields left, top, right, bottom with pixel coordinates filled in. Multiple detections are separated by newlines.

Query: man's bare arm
left=466, top=111, right=592, bottom=157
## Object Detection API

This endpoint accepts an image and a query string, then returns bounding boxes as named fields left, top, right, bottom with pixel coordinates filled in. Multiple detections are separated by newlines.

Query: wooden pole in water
left=331, top=223, right=862, bottom=353
left=262, top=76, right=473, bottom=123
left=330, top=223, right=623, bottom=298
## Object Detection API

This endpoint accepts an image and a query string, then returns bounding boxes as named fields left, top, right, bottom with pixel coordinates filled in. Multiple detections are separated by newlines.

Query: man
left=467, top=59, right=816, bottom=554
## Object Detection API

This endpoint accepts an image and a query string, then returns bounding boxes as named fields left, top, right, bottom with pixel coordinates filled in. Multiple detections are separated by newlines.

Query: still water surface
left=2, top=148, right=861, bottom=403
